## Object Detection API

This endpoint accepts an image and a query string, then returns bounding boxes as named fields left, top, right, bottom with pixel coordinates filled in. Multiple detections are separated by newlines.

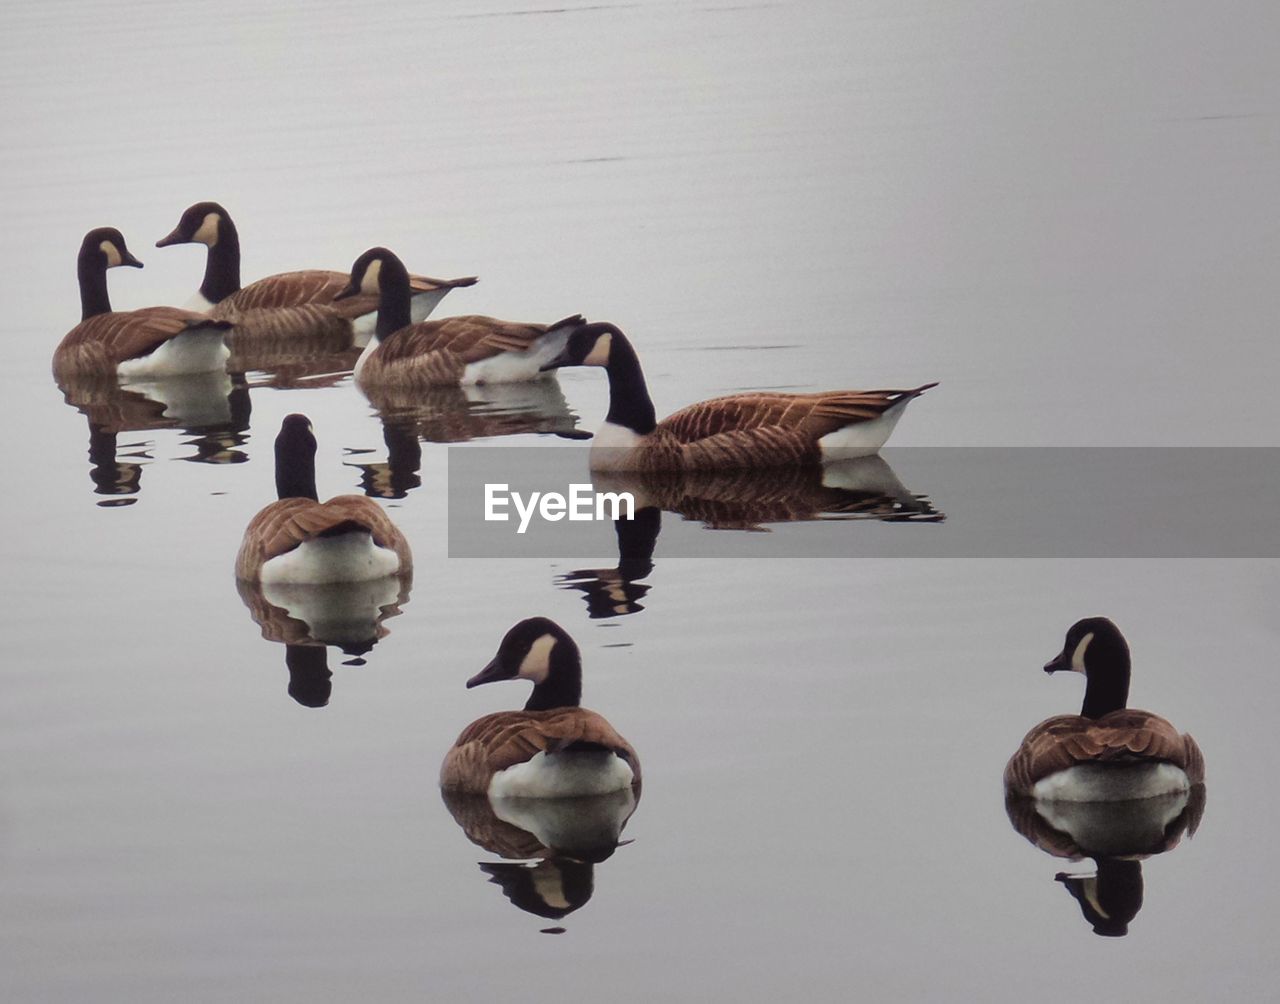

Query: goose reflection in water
left=441, top=787, right=639, bottom=932
left=1004, top=786, right=1206, bottom=937
left=350, top=381, right=582, bottom=499
left=236, top=574, right=412, bottom=707
left=56, top=370, right=251, bottom=504
left=557, top=456, right=938, bottom=617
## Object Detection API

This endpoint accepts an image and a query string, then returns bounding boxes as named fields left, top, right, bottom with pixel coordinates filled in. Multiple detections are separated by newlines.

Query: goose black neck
left=1080, top=635, right=1131, bottom=718
left=600, top=326, right=657, bottom=435
left=275, top=434, right=318, bottom=501
left=200, top=217, right=241, bottom=303
left=78, top=253, right=112, bottom=320
left=524, top=637, right=583, bottom=712
left=375, top=259, right=413, bottom=339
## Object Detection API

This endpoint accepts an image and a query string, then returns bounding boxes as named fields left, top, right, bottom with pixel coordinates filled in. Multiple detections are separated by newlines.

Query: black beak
left=1044, top=649, right=1068, bottom=673
left=333, top=280, right=359, bottom=302
left=155, top=228, right=185, bottom=248
left=539, top=347, right=574, bottom=372
left=122, top=250, right=144, bottom=268
left=465, top=655, right=508, bottom=689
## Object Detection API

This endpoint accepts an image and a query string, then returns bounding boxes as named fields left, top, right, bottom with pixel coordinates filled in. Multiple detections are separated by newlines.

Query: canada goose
left=235, top=414, right=413, bottom=584
left=52, top=228, right=232, bottom=381
left=538, top=323, right=937, bottom=470
left=439, top=618, right=640, bottom=798
left=1004, top=618, right=1205, bottom=801
left=156, top=202, right=477, bottom=343
left=335, top=247, right=585, bottom=387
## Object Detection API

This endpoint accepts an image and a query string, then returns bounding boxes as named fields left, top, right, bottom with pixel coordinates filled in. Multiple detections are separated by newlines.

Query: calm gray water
left=2, top=1, right=1278, bottom=1000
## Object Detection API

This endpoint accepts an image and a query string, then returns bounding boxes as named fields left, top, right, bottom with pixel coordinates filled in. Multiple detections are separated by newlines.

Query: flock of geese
left=52, top=203, right=1206, bottom=928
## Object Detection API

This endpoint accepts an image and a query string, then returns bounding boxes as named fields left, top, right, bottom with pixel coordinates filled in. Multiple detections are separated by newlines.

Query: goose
left=439, top=617, right=641, bottom=798
left=156, top=202, right=477, bottom=343
left=538, top=322, right=937, bottom=470
left=334, top=247, right=585, bottom=387
left=52, top=228, right=232, bottom=381
left=1004, top=618, right=1205, bottom=801
left=235, top=414, right=413, bottom=584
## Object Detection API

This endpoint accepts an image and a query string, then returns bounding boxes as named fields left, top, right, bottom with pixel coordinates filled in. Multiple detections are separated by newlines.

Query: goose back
left=357, top=314, right=583, bottom=388
left=1004, top=710, right=1206, bottom=797
left=235, top=495, right=412, bottom=581
left=440, top=707, right=642, bottom=795
left=53, top=307, right=230, bottom=379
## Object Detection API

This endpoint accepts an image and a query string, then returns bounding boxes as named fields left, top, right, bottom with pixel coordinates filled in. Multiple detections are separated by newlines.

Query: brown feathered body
left=52, top=307, right=227, bottom=379
left=210, top=270, right=477, bottom=348
left=440, top=707, right=642, bottom=795
left=601, top=387, right=935, bottom=472
left=1004, top=709, right=1206, bottom=797
left=356, top=315, right=579, bottom=389
left=235, top=495, right=413, bottom=581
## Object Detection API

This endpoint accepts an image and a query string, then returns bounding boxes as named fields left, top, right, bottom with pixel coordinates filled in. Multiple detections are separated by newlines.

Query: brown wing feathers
left=235, top=496, right=411, bottom=579
left=440, top=708, right=642, bottom=793
left=1004, top=710, right=1205, bottom=795
left=53, top=307, right=230, bottom=377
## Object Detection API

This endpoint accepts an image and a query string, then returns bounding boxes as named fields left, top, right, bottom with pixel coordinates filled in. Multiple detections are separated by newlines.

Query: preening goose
left=235, top=414, right=412, bottom=584
left=52, top=228, right=231, bottom=381
left=439, top=618, right=641, bottom=798
left=539, top=323, right=937, bottom=470
left=1004, top=618, right=1205, bottom=801
left=335, top=247, right=586, bottom=387
left=156, top=202, right=477, bottom=343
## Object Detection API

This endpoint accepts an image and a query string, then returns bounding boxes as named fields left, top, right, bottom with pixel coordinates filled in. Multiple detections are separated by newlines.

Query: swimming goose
left=439, top=617, right=641, bottom=798
left=52, top=228, right=232, bottom=381
left=156, top=202, right=477, bottom=343
left=335, top=247, right=585, bottom=387
left=1004, top=618, right=1205, bottom=801
left=235, top=414, right=413, bottom=584
left=539, top=323, right=937, bottom=470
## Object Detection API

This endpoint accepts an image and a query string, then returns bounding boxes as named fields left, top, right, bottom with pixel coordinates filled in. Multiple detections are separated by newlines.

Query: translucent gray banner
left=446, top=447, right=1280, bottom=558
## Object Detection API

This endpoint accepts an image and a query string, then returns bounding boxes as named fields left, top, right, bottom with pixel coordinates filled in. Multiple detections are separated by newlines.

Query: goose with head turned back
left=335, top=247, right=586, bottom=387
left=539, top=322, right=937, bottom=471
left=156, top=202, right=477, bottom=344
left=235, top=414, right=412, bottom=584
left=1004, top=618, right=1205, bottom=801
left=440, top=618, right=641, bottom=798
left=52, top=228, right=232, bottom=381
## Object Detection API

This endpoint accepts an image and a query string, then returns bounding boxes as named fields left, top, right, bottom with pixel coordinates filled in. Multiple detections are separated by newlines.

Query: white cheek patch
left=192, top=213, right=220, bottom=246
left=517, top=634, right=556, bottom=684
left=1070, top=632, right=1095, bottom=672
left=99, top=241, right=122, bottom=266
left=582, top=332, right=612, bottom=367
left=360, top=259, right=382, bottom=294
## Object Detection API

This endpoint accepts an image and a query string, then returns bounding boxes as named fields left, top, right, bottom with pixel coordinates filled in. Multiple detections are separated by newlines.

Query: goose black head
left=156, top=201, right=230, bottom=248
left=80, top=227, right=143, bottom=270
left=335, top=247, right=407, bottom=301
left=467, top=617, right=578, bottom=692
left=539, top=323, right=621, bottom=371
left=274, top=413, right=319, bottom=501
left=1044, top=616, right=1128, bottom=675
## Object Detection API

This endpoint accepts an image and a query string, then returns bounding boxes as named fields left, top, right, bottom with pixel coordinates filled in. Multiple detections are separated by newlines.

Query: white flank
left=260, top=532, right=401, bottom=585
left=487, top=750, right=635, bottom=799
left=116, top=327, right=229, bottom=380
left=1030, top=762, right=1190, bottom=802
left=461, top=328, right=569, bottom=385
left=817, top=399, right=911, bottom=461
